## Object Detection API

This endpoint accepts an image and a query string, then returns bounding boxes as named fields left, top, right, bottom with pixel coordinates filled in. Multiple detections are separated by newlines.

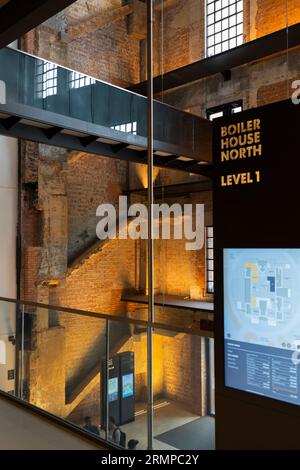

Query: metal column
left=146, top=0, right=154, bottom=451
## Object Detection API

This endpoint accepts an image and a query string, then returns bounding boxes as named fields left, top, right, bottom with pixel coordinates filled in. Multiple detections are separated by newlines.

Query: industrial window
left=206, top=0, right=243, bottom=57
left=111, top=121, right=137, bottom=135
left=206, top=226, right=214, bottom=294
left=36, top=60, right=58, bottom=99
left=69, top=71, right=96, bottom=89
left=207, top=100, right=243, bottom=120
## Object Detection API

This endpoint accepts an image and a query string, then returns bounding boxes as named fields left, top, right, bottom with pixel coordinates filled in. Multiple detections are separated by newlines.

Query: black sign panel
left=213, top=99, right=300, bottom=449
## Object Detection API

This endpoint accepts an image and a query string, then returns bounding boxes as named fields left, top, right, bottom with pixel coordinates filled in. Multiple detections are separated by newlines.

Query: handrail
left=0, top=296, right=213, bottom=337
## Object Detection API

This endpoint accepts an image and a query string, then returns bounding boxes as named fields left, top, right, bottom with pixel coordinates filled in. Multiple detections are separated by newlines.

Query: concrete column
left=0, top=39, right=19, bottom=394
left=0, top=134, right=18, bottom=393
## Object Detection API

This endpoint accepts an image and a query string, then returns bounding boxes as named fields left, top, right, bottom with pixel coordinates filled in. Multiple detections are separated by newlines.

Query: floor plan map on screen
left=224, top=249, right=300, bottom=350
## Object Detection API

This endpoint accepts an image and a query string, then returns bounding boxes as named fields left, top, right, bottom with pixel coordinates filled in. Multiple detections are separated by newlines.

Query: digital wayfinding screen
left=224, top=248, right=300, bottom=405
left=108, top=377, right=118, bottom=402
left=122, top=373, right=134, bottom=398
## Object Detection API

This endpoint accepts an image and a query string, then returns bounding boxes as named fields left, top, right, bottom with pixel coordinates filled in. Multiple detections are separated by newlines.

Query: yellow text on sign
left=221, top=170, right=261, bottom=187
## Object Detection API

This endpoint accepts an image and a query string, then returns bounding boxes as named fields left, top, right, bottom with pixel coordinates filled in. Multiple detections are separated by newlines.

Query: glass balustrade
left=0, top=297, right=213, bottom=450
left=0, top=47, right=204, bottom=160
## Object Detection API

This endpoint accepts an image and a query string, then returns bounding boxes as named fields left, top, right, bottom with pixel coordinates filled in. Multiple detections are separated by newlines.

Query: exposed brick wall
left=153, top=0, right=205, bottom=76
left=257, top=78, right=295, bottom=106
left=28, top=326, right=65, bottom=417
left=21, top=29, right=38, bottom=55
left=21, top=141, right=39, bottom=184
left=33, top=0, right=141, bottom=87
left=163, top=334, right=204, bottom=415
left=51, top=236, right=136, bottom=385
left=162, top=47, right=300, bottom=118
left=22, top=247, right=42, bottom=302
left=152, top=0, right=300, bottom=76
left=67, top=153, right=127, bottom=259
left=255, top=0, right=300, bottom=38
left=153, top=191, right=212, bottom=298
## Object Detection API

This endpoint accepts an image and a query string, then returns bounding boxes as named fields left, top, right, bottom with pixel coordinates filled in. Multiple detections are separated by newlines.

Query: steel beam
left=129, top=22, right=300, bottom=95
left=0, top=117, right=208, bottom=175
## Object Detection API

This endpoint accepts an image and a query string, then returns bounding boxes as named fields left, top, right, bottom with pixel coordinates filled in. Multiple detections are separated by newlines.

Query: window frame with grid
left=206, top=0, right=243, bottom=57
left=36, top=60, right=58, bottom=99
left=206, top=226, right=214, bottom=294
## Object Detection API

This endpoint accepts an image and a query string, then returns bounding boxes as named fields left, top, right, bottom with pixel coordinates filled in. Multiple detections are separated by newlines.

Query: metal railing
left=0, top=296, right=212, bottom=450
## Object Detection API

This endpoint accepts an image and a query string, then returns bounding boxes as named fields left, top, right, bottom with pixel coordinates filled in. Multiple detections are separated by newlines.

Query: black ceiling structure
left=129, top=23, right=300, bottom=96
left=0, top=0, right=77, bottom=49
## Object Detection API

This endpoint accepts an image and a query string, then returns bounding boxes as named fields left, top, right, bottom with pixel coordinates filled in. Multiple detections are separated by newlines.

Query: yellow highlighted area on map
left=245, top=263, right=259, bottom=283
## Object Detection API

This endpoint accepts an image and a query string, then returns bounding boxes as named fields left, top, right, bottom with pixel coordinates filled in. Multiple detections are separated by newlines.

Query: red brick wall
left=22, top=247, right=42, bottom=302
left=255, top=0, right=300, bottom=38
left=67, top=153, right=127, bottom=259
left=257, top=78, right=295, bottom=106
left=33, top=0, right=141, bottom=87
left=51, top=237, right=136, bottom=385
left=154, top=0, right=205, bottom=76
left=163, top=334, right=204, bottom=415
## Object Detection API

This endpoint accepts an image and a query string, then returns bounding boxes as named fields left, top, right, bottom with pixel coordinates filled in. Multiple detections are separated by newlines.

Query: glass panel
left=18, top=305, right=107, bottom=441
left=153, top=329, right=215, bottom=450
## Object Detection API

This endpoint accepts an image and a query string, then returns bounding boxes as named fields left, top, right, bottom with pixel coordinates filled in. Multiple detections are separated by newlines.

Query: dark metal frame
left=0, top=296, right=210, bottom=337
left=129, top=22, right=300, bottom=95
left=0, top=103, right=212, bottom=176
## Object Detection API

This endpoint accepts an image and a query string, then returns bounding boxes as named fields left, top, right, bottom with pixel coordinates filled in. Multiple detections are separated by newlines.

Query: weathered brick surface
left=28, top=326, right=66, bottom=417
left=35, top=0, right=141, bottom=87
left=163, top=334, right=204, bottom=415
left=255, top=0, right=300, bottom=38
left=163, top=46, right=300, bottom=118
left=22, top=247, right=42, bottom=302
left=257, top=78, right=295, bottom=106
left=67, top=153, right=127, bottom=259
left=51, top=236, right=136, bottom=385
left=154, top=0, right=205, bottom=76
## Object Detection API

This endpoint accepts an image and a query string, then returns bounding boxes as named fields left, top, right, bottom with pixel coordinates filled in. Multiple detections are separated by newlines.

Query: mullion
left=206, top=0, right=243, bottom=57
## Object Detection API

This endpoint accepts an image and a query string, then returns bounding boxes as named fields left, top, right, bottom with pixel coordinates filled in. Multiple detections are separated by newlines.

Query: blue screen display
left=122, top=373, right=134, bottom=398
left=108, top=377, right=118, bottom=402
left=224, top=248, right=300, bottom=406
